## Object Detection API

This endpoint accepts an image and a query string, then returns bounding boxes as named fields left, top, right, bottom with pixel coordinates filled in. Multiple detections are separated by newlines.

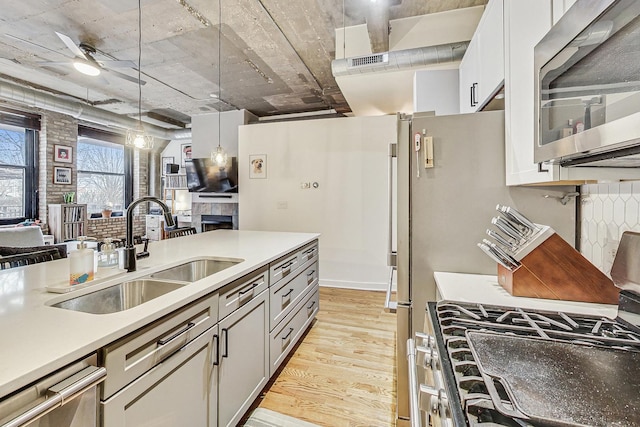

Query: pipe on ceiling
left=0, top=79, right=191, bottom=140
left=331, top=41, right=469, bottom=77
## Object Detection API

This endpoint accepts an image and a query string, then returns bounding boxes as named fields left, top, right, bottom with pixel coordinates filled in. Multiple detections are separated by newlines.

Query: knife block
left=497, top=233, right=619, bottom=304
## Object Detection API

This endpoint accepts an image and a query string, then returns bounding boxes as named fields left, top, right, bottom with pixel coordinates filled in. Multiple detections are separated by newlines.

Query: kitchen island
left=0, top=230, right=319, bottom=409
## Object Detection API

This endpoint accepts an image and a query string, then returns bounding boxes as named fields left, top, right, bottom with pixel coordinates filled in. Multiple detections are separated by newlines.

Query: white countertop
left=434, top=272, right=619, bottom=318
left=0, top=230, right=318, bottom=399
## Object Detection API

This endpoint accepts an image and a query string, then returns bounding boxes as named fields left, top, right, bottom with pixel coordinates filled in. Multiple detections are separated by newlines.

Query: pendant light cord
left=138, top=0, right=142, bottom=126
left=218, top=0, right=222, bottom=150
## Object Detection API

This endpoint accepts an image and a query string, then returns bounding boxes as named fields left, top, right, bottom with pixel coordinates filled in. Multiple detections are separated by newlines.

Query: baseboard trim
left=319, top=279, right=388, bottom=292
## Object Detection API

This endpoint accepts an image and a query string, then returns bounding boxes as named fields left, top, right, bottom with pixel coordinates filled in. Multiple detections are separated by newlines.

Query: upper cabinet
left=504, top=0, right=640, bottom=185
left=459, top=0, right=505, bottom=114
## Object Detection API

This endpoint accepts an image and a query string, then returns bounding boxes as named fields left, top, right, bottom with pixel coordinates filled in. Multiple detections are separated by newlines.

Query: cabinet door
left=477, top=0, right=504, bottom=103
left=504, top=0, right=558, bottom=185
left=218, top=289, right=269, bottom=427
left=458, top=35, right=479, bottom=114
left=101, top=325, right=217, bottom=427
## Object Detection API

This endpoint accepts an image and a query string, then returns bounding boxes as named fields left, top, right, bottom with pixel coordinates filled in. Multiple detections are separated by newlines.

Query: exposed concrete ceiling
left=0, top=0, right=486, bottom=130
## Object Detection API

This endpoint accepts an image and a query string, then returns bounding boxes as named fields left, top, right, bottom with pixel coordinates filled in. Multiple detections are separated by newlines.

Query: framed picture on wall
left=181, top=144, right=192, bottom=167
left=249, top=154, right=267, bottom=179
left=53, top=167, right=72, bottom=185
left=161, top=156, right=175, bottom=176
left=54, top=145, right=72, bottom=163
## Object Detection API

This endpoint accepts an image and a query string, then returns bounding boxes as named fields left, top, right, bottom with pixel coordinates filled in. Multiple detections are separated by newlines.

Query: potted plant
left=101, top=202, right=113, bottom=218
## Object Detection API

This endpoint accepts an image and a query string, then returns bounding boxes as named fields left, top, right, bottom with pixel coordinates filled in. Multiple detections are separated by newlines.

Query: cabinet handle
left=470, top=85, right=474, bottom=107
left=471, top=82, right=479, bottom=107
left=222, top=328, right=229, bottom=358
left=307, top=270, right=315, bottom=283
left=281, top=327, right=294, bottom=341
left=157, top=322, right=195, bottom=346
left=281, top=261, right=294, bottom=274
left=304, top=248, right=316, bottom=259
left=238, top=282, right=259, bottom=298
left=537, top=162, right=549, bottom=173
left=213, top=334, right=219, bottom=366
left=307, top=300, right=316, bottom=311
left=282, top=288, right=294, bottom=299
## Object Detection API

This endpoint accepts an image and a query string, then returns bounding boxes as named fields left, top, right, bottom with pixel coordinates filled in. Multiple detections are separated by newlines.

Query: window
left=77, top=128, right=132, bottom=215
left=0, top=111, right=38, bottom=224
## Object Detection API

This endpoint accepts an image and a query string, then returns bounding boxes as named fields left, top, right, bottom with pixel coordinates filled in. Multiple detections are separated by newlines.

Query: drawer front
left=297, top=242, right=319, bottom=270
left=101, top=293, right=219, bottom=399
left=269, top=285, right=319, bottom=376
left=269, top=252, right=300, bottom=285
left=218, top=267, right=269, bottom=321
left=146, top=227, right=161, bottom=241
left=270, top=262, right=318, bottom=331
left=146, top=215, right=160, bottom=227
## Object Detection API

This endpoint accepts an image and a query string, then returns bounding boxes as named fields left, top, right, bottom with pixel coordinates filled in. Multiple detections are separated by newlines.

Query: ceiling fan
left=41, top=31, right=146, bottom=85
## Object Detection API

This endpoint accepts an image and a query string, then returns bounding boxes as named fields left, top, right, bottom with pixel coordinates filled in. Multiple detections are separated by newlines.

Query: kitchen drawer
left=145, top=215, right=160, bottom=228
left=100, top=292, right=218, bottom=399
left=218, top=266, right=269, bottom=321
left=269, top=240, right=318, bottom=286
left=269, top=262, right=318, bottom=331
left=146, top=227, right=160, bottom=241
left=269, top=252, right=300, bottom=286
left=269, top=285, right=319, bottom=376
left=297, top=241, right=318, bottom=272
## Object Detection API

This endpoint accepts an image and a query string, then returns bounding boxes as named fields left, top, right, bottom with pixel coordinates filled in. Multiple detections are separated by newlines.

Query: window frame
left=0, top=110, right=39, bottom=225
left=76, top=126, right=133, bottom=215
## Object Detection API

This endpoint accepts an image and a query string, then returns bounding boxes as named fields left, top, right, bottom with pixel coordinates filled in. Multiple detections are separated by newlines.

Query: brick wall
left=86, top=216, right=146, bottom=242
left=39, top=112, right=78, bottom=220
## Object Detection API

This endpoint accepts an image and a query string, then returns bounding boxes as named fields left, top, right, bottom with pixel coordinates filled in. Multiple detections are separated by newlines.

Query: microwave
left=534, top=0, right=640, bottom=167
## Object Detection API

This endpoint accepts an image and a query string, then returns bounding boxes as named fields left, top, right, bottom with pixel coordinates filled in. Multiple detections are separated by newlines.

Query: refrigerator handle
left=388, top=142, right=397, bottom=267
left=384, top=266, right=397, bottom=313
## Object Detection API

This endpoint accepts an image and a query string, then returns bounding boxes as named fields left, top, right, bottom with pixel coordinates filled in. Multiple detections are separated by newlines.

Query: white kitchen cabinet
left=459, top=0, right=504, bottom=113
left=101, top=325, right=217, bottom=426
left=503, top=0, right=640, bottom=185
left=217, top=288, right=269, bottom=427
left=552, top=0, right=577, bottom=24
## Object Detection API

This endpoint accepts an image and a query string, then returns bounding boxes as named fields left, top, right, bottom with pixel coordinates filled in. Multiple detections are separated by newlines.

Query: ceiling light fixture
left=73, top=60, right=100, bottom=76
left=211, top=0, right=228, bottom=168
left=126, top=0, right=154, bottom=150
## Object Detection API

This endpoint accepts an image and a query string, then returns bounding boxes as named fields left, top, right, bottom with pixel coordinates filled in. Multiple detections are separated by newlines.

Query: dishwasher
left=0, top=354, right=106, bottom=427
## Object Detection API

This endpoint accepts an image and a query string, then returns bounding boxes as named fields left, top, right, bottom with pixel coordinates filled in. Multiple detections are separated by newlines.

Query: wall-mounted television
left=185, top=157, right=238, bottom=193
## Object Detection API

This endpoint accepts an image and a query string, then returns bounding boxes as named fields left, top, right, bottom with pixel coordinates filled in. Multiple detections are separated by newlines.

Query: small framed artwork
left=249, top=154, right=267, bottom=179
left=53, top=167, right=72, bottom=185
left=181, top=144, right=192, bottom=167
left=161, top=156, right=175, bottom=176
left=54, top=145, right=72, bottom=163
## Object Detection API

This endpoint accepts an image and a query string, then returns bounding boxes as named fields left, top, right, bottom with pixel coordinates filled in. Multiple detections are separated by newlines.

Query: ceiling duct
left=331, top=41, right=469, bottom=77
left=0, top=78, right=191, bottom=140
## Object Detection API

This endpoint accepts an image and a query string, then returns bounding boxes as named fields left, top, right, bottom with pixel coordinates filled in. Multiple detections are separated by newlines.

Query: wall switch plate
left=301, top=182, right=310, bottom=189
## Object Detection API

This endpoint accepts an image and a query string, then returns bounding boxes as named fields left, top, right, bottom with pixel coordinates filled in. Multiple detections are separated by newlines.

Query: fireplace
left=201, top=215, right=233, bottom=232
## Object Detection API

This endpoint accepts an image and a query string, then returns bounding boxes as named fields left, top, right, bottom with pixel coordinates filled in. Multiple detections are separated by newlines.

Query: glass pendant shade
left=212, top=145, right=228, bottom=167
left=126, top=125, right=154, bottom=149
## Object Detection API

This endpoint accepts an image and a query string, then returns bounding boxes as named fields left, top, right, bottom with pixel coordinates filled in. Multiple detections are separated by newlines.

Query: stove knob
left=419, top=385, right=447, bottom=417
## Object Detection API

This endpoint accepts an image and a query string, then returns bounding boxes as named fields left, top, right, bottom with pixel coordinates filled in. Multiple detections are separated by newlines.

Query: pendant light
left=126, top=0, right=154, bottom=150
left=211, top=0, right=228, bottom=167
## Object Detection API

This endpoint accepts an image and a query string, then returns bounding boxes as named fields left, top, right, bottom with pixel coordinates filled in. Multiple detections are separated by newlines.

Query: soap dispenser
left=97, top=238, right=119, bottom=268
left=70, top=236, right=95, bottom=285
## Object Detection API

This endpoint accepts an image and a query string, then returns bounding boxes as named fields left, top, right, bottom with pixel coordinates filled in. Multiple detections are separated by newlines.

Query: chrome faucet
left=125, top=196, right=175, bottom=272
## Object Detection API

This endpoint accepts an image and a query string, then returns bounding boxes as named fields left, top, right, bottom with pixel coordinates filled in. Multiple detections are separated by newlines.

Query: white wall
left=191, top=109, right=256, bottom=159
left=238, top=115, right=397, bottom=291
left=161, top=138, right=192, bottom=174
left=413, top=69, right=460, bottom=115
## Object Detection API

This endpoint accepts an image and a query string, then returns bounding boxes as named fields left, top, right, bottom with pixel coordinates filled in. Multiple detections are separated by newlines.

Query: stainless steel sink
left=149, top=258, right=242, bottom=282
left=51, top=279, right=186, bottom=314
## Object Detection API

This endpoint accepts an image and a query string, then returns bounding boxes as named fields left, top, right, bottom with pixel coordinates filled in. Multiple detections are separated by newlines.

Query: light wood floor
left=256, top=287, right=398, bottom=427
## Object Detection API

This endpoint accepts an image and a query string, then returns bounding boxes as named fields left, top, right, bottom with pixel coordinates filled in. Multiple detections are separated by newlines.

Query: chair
left=0, top=247, right=63, bottom=270
left=167, top=227, right=198, bottom=239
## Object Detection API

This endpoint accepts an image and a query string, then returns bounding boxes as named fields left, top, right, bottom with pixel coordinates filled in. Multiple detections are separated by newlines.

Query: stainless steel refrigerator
left=392, top=110, right=578, bottom=426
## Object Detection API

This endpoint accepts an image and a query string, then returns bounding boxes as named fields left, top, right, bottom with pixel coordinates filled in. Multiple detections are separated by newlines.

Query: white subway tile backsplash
left=581, top=182, right=640, bottom=274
